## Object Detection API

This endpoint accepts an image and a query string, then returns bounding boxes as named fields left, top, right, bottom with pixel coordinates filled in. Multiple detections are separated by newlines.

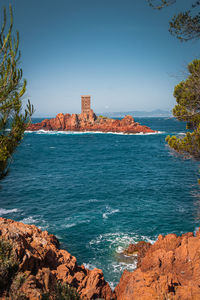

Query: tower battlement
left=81, top=95, right=91, bottom=114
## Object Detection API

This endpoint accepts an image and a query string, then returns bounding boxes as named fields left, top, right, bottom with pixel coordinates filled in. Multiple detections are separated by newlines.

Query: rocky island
left=27, top=96, right=156, bottom=134
left=1, top=217, right=200, bottom=299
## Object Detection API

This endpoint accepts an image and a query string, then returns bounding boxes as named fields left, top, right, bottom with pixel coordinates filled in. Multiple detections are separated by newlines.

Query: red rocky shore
left=1, top=217, right=200, bottom=299
left=27, top=111, right=156, bottom=134
left=0, top=217, right=112, bottom=300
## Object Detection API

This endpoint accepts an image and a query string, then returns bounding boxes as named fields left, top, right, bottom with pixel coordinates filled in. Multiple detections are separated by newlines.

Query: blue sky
left=1, top=0, right=200, bottom=116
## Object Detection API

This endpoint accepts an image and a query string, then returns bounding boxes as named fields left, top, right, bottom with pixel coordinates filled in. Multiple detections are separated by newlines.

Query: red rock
left=115, top=230, right=200, bottom=300
left=123, top=240, right=152, bottom=268
left=0, top=217, right=113, bottom=300
left=2, top=217, right=199, bottom=299
left=27, top=112, right=156, bottom=134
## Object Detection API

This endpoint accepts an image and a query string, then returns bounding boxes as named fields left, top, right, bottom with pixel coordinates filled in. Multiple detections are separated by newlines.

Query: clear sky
left=1, top=0, right=200, bottom=116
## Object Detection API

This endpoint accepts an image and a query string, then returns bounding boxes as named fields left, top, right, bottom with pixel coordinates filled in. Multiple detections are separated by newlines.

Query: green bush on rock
left=42, top=282, right=81, bottom=300
left=0, top=238, right=19, bottom=295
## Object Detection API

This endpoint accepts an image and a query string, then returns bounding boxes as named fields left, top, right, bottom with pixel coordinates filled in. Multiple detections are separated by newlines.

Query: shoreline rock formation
left=116, top=231, right=200, bottom=300
left=0, top=217, right=112, bottom=299
left=27, top=112, right=156, bottom=134
left=1, top=217, right=200, bottom=299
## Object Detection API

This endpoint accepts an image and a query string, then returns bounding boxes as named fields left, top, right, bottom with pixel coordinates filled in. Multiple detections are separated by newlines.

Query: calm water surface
left=0, top=117, right=200, bottom=288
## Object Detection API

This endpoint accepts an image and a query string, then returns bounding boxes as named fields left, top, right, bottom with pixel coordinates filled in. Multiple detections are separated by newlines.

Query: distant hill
left=100, top=109, right=172, bottom=118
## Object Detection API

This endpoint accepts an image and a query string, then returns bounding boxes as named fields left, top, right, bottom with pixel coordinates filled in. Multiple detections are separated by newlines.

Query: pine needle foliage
left=166, top=60, right=200, bottom=160
left=147, top=0, right=200, bottom=41
left=0, top=5, right=34, bottom=179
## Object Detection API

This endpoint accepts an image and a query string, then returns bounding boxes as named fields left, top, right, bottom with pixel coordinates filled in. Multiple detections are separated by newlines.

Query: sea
left=0, top=117, right=200, bottom=289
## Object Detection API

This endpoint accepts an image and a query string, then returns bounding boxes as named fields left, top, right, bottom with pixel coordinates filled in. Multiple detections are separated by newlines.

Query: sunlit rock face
left=27, top=113, right=156, bottom=134
left=115, top=231, right=200, bottom=300
left=0, top=217, right=113, bottom=300
left=1, top=217, right=200, bottom=299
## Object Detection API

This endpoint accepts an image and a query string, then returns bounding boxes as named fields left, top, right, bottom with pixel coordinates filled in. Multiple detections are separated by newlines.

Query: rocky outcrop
left=1, top=217, right=200, bottom=299
left=27, top=113, right=156, bottom=134
left=0, top=217, right=113, bottom=299
left=116, top=231, right=200, bottom=300
left=123, top=241, right=151, bottom=268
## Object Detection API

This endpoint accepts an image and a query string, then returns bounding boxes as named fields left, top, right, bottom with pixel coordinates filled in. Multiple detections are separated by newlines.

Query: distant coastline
left=101, top=109, right=172, bottom=118
left=33, top=110, right=172, bottom=119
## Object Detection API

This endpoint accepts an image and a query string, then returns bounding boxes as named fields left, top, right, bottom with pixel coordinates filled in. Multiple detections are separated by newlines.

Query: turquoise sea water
left=0, top=117, right=200, bottom=288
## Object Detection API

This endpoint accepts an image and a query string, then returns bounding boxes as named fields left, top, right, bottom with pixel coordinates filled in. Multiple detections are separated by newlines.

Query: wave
left=20, top=216, right=38, bottom=224
left=134, top=131, right=165, bottom=135
left=62, top=223, right=77, bottom=229
left=88, top=199, right=99, bottom=203
left=0, top=208, right=18, bottom=215
left=19, top=216, right=49, bottom=230
left=89, top=232, right=156, bottom=251
left=111, top=261, right=137, bottom=273
left=103, top=206, right=120, bottom=219
left=177, top=132, right=186, bottom=135
left=62, top=216, right=91, bottom=229
left=88, top=232, right=157, bottom=289
left=25, top=130, right=165, bottom=136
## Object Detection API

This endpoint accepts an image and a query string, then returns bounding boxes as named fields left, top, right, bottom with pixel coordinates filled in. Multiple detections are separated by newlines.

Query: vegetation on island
left=0, top=5, right=34, bottom=180
left=148, top=0, right=200, bottom=41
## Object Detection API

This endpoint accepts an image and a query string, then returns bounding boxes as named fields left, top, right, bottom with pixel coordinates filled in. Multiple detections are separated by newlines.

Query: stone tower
left=81, top=95, right=91, bottom=114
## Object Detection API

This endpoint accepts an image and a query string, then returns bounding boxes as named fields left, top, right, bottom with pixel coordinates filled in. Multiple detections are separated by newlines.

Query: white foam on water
left=20, top=216, right=38, bottom=224
left=87, top=232, right=157, bottom=289
left=62, top=216, right=91, bottom=229
left=89, top=232, right=156, bottom=252
left=83, top=263, right=97, bottom=270
left=38, top=223, right=49, bottom=230
left=103, top=206, right=120, bottom=219
left=62, top=223, right=76, bottom=228
left=19, top=216, right=49, bottom=230
left=108, top=260, right=137, bottom=289
left=24, top=130, right=35, bottom=133
left=112, top=261, right=137, bottom=273
left=134, top=131, right=165, bottom=135
left=55, top=235, right=62, bottom=240
left=116, top=246, right=124, bottom=253
left=25, top=130, right=165, bottom=136
left=0, top=208, right=18, bottom=215
left=108, top=282, right=115, bottom=291
left=88, top=199, right=99, bottom=203
left=177, top=132, right=186, bottom=135
left=176, top=206, right=186, bottom=213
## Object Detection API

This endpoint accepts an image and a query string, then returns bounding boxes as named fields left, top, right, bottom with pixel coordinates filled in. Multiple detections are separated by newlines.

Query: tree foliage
left=166, top=59, right=200, bottom=159
left=0, top=5, right=34, bottom=179
left=147, top=0, right=200, bottom=41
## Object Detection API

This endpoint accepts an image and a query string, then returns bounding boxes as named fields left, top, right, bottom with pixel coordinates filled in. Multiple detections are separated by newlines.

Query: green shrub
left=42, top=282, right=81, bottom=300
left=0, top=238, right=19, bottom=295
